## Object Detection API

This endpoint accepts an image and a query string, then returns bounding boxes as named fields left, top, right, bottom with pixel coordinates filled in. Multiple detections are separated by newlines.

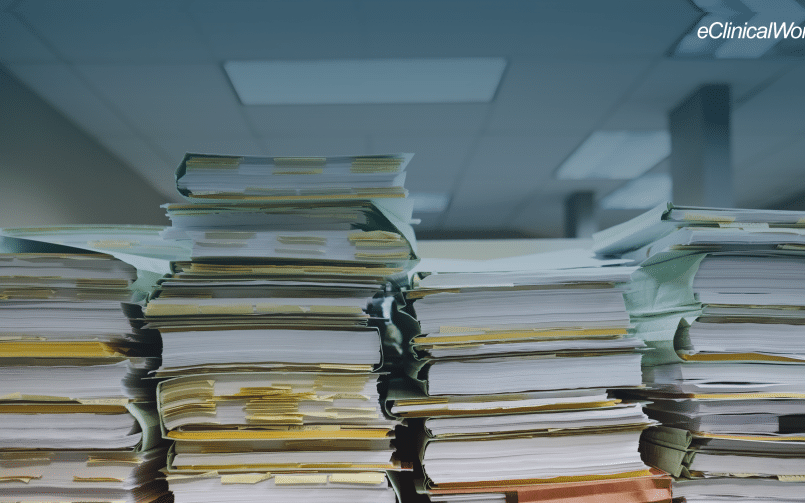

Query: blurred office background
left=2, top=0, right=804, bottom=238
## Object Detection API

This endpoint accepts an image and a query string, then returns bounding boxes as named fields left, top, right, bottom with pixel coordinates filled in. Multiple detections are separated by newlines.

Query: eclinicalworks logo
left=698, top=21, right=805, bottom=39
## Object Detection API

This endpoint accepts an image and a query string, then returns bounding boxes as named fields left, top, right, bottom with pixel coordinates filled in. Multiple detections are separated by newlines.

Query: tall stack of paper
left=145, top=153, right=418, bottom=502
left=390, top=251, right=670, bottom=502
left=594, top=203, right=805, bottom=502
left=0, top=250, right=168, bottom=503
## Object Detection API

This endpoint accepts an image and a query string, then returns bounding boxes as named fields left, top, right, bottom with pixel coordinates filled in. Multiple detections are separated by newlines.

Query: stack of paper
left=390, top=253, right=669, bottom=502
left=594, top=203, right=805, bottom=501
left=0, top=251, right=167, bottom=503
left=146, top=153, right=418, bottom=501
left=175, top=153, right=412, bottom=202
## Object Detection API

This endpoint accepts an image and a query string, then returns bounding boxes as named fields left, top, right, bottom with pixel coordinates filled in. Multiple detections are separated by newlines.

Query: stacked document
left=146, top=152, right=418, bottom=502
left=594, top=203, right=805, bottom=501
left=0, top=250, right=167, bottom=503
left=390, top=253, right=669, bottom=502
left=175, top=152, right=412, bottom=202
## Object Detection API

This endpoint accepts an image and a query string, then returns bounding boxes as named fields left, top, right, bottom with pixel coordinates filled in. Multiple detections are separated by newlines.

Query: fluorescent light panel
left=601, top=173, right=672, bottom=210
left=555, top=131, right=670, bottom=180
left=225, top=58, right=507, bottom=105
left=409, top=192, right=451, bottom=213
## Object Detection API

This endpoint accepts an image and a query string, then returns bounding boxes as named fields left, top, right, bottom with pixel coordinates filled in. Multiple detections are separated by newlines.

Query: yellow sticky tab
left=87, top=456, right=142, bottom=466
left=348, top=230, right=402, bottom=242
left=165, top=471, right=219, bottom=482
left=144, top=303, right=200, bottom=316
left=220, top=473, right=271, bottom=484
left=0, top=476, right=40, bottom=483
left=683, top=212, right=735, bottom=223
left=187, top=156, right=241, bottom=168
left=0, top=404, right=126, bottom=414
left=255, top=303, right=305, bottom=314
left=274, top=474, right=328, bottom=485
left=0, top=341, right=123, bottom=358
left=77, top=398, right=130, bottom=407
left=779, top=475, right=805, bottom=482
left=329, top=472, right=386, bottom=485
left=277, top=236, right=327, bottom=245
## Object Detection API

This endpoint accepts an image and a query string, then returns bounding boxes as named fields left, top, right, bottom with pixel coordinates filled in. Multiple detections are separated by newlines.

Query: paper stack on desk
left=390, top=254, right=670, bottom=502
left=594, top=203, right=805, bottom=502
left=145, top=153, right=418, bottom=502
left=0, top=251, right=168, bottom=503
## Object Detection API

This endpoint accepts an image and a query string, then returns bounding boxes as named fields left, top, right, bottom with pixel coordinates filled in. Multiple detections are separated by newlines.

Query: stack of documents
left=146, top=153, right=418, bottom=502
left=175, top=153, right=411, bottom=202
left=594, top=203, right=805, bottom=501
left=0, top=250, right=167, bottom=503
left=390, top=252, right=668, bottom=502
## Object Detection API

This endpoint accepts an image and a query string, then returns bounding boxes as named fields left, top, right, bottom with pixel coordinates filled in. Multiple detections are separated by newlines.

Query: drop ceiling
left=2, top=0, right=805, bottom=237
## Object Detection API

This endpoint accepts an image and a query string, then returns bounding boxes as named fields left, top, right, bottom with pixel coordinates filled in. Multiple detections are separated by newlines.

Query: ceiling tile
left=258, top=135, right=369, bottom=157
left=486, top=57, right=655, bottom=134
left=605, top=59, right=794, bottom=132
left=736, top=135, right=805, bottom=208
left=16, top=0, right=210, bottom=63
left=74, top=63, right=252, bottom=137
left=733, top=66, right=805, bottom=135
left=732, top=133, right=801, bottom=172
left=508, top=196, right=566, bottom=237
left=6, top=63, right=134, bottom=136
left=623, top=60, right=790, bottom=104
left=102, top=136, right=179, bottom=200
left=443, top=133, right=626, bottom=230
left=602, top=60, right=790, bottom=135
left=361, top=0, right=698, bottom=58
left=0, top=12, right=58, bottom=62
left=457, top=134, right=594, bottom=186
left=600, top=104, right=669, bottom=130
left=188, top=0, right=365, bottom=60
left=244, top=102, right=490, bottom=136
left=442, top=198, right=523, bottom=230
left=368, top=134, right=477, bottom=192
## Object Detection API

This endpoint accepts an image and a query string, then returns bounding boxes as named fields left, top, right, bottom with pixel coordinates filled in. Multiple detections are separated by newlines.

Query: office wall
left=0, top=66, right=168, bottom=227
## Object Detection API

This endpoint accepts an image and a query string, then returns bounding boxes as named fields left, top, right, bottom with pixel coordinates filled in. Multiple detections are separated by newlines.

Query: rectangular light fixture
left=555, top=131, right=670, bottom=180
left=409, top=192, right=451, bottom=213
left=600, top=173, right=672, bottom=210
left=224, top=58, right=507, bottom=105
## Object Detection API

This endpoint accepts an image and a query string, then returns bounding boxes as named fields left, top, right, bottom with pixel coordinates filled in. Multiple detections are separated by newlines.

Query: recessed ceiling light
left=555, top=131, right=670, bottom=180
left=409, top=192, right=451, bottom=213
left=224, top=58, right=507, bottom=105
left=600, top=173, right=672, bottom=210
